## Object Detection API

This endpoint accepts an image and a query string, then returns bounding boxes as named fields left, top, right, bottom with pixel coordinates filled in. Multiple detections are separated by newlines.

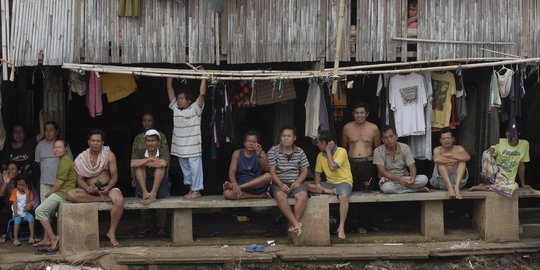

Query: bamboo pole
left=480, top=48, right=522, bottom=58
left=324, top=57, right=518, bottom=71
left=393, top=37, right=515, bottom=45
left=62, top=57, right=540, bottom=81
left=331, top=0, right=345, bottom=94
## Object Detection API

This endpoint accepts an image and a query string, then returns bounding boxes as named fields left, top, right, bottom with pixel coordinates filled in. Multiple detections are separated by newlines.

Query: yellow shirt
left=315, top=147, right=353, bottom=187
left=431, top=71, right=456, bottom=128
left=101, top=74, right=137, bottom=102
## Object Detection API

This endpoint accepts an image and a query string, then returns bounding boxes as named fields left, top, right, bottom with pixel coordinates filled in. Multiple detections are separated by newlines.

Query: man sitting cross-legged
left=374, top=126, right=429, bottom=194
left=305, top=130, right=353, bottom=240
left=223, top=130, right=271, bottom=200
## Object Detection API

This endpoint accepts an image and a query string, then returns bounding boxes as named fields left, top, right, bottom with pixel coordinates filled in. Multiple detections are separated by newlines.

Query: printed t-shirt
left=389, top=73, right=427, bottom=137
left=493, top=139, right=530, bottom=181
left=431, top=71, right=456, bottom=128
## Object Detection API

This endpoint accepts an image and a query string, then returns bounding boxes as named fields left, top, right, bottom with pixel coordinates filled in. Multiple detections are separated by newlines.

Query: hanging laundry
left=318, top=83, right=330, bottom=132
left=330, top=81, right=347, bottom=121
left=389, top=73, right=427, bottom=137
left=68, top=71, right=86, bottom=96
left=118, top=0, right=141, bottom=17
left=490, top=70, right=502, bottom=107
left=454, top=68, right=468, bottom=121
left=209, top=82, right=237, bottom=160
left=409, top=72, right=433, bottom=160
left=100, top=74, right=137, bottom=103
left=505, top=69, right=525, bottom=138
left=497, top=68, right=514, bottom=98
left=305, top=80, right=321, bottom=138
left=87, top=72, right=103, bottom=118
left=377, top=74, right=391, bottom=126
left=431, top=71, right=456, bottom=128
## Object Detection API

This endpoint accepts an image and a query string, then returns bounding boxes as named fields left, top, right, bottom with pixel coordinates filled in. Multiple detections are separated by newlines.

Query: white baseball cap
left=144, top=129, right=161, bottom=141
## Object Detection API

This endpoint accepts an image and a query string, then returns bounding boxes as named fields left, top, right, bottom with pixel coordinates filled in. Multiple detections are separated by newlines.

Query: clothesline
left=62, top=57, right=540, bottom=81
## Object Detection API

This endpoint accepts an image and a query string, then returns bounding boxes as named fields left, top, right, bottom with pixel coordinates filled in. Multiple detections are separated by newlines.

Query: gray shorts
left=430, top=165, right=469, bottom=189
left=270, top=182, right=307, bottom=198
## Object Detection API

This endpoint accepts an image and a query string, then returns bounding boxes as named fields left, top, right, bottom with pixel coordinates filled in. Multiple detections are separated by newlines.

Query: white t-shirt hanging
left=389, top=73, right=427, bottom=137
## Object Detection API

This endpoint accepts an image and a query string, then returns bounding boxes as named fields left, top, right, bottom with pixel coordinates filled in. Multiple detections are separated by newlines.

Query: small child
left=9, top=176, right=36, bottom=246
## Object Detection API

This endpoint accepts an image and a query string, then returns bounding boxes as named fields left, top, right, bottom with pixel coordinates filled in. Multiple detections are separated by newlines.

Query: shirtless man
left=341, top=102, right=381, bottom=190
left=430, top=127, right=470, bottom=199
left=66, top=129, right=124, bottom=246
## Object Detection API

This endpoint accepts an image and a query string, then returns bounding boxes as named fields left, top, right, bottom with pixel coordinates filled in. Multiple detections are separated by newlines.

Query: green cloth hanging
left=118, top=0, right=141, bottom=17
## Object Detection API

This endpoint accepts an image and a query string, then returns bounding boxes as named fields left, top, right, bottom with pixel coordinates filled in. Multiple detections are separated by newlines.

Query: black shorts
left=349, top=157, right=376, bottom=191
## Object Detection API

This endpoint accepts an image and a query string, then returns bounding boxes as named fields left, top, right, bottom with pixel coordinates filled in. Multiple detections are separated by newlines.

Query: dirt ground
left=2, top=253, right=540, bottom=270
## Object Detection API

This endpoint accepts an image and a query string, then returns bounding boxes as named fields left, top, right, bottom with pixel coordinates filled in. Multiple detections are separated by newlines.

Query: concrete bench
left=326, top=191, right=518, bottom=243
left=57, top=195, right=330, bottom=255
left=57, top=190, right=518, bottom=255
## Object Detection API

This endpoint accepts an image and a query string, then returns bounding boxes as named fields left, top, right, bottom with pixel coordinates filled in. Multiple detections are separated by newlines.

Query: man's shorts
left=320, top=181, right=352, bottom=197
left=13, top=213, right=35, bottom=225
left=430, top=165, right=469, bottom=190
left=136, top=176, right=170, bottom=199
left=269, top=182, right=307, bottom=198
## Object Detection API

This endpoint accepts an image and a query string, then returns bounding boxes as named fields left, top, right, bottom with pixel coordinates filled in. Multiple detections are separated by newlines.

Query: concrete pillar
left=291, top=195, right=330, bottom=246
left=172, top=209, right=193, bottom=243
left=473, top=193, right=519, bottom=242
left=421, top=200, right=444, bottom=239
left=58, top=203, right=99, bottom=255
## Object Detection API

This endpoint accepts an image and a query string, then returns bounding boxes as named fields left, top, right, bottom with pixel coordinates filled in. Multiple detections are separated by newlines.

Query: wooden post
left=522, top=0, right=530, bottom=58
left=331, top=0, right=345, bottom=94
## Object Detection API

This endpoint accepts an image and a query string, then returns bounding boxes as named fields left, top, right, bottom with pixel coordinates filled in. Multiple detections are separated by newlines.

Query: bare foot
left=337, top=226, right=346, bottom=239
left=455, top=188, right=463, bottom=200
left=294, top=223, right=302, bottom=236
left=470, top=183, right=489, bottom=191
left=223, top=181, right=232, bottom=191
left=107, top=231, right=120, bottom=246
left=447, top=187, right=456, bottom=199
left=32, top=240, right=51, bottom=247
left=322, top=188, right=336, bottom=195
left=261, top=192, right=271, bottom=199
left=416, top=187, right=430, bottom=192
left=48, top=236, right=59, bottom=251
left=185, top=191, right=202, bottom=199
left=140, top=195, right=156, bottom=205
left=183, top=190, right=193, bottom=198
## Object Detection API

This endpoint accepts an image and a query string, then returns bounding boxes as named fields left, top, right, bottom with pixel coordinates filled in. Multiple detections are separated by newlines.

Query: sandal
left=13, top=240, right=21, bottom=246
left=28, top=238, right=36, bottom=244
left=0, top=234, right=6, bottom=243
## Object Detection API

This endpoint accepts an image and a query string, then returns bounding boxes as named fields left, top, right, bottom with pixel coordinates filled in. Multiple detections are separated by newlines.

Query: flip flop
left=254, top=245, right=265, bottom=252
left=243, top=246, right=256, bottom=252
left=35, top=247, right=49, bottom=255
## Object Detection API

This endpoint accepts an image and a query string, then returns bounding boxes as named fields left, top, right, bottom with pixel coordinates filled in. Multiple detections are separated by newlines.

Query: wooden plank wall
left=417, top=0, right=522, bottom=60
left=325, top=0, right=350, bottom=61
left=529, top=0, right=540, bottom=58
left=121, top=0, right=187, bottom=64
left=83, top=0, right=117, bottom=63
left=226, top=0, right=321, bottom=64
left=9, top=0, right=76, bottom=66
left=355, top=0, right=400, bottom=62
left=188, top=0, right=216, bottom=64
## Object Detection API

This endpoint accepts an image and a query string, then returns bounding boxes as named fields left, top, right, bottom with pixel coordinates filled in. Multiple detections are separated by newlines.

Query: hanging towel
left=68, top=71, right=87, bottom=96
left=305, top=80, right=321, bottom=138
left=118, top=0, right=141, bottom=16
left=100, top=73, right=137, bottom=103
left=319, top=83, right=330, bottom=132
left=87, top=72, right=103, bottom=118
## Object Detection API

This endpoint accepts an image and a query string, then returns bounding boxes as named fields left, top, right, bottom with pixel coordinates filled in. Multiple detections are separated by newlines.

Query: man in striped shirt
left=167, top=78, right=206, bottom=199
left=267, top=126, right=310, bottom=236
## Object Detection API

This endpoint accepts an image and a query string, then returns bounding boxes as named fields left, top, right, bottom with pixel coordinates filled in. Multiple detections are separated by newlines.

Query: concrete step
left=521, top=224, right=540, bottom=238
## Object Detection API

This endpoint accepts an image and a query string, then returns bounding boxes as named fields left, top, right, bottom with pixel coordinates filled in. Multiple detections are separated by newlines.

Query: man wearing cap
left=130, top=129, right=171, bottom=236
